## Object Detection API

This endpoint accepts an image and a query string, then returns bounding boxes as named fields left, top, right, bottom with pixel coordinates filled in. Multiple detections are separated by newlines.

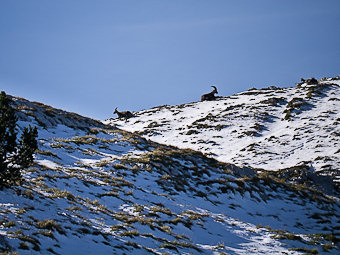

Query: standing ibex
left=114, top=107, right=133, bottom=119
left=201, top=86, right=218, bottom=101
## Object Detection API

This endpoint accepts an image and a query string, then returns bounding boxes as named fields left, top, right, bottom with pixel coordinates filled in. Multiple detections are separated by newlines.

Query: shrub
left=0, top=91, right=38, bottom=187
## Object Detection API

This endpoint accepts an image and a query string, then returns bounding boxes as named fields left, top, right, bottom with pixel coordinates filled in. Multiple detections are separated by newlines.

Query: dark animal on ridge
left=301, top=77, right=318, bottom=85
left=305, top=77, right=318, bottom=85
left=114, top=107, right=133, bottom=119
left=201, top=86, right=218, bottom=101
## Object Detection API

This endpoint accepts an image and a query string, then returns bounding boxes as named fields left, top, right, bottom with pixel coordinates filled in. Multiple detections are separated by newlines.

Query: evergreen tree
left=16, top=125, right=38, bottom=169
left=0, top=91, right=38, bottom=186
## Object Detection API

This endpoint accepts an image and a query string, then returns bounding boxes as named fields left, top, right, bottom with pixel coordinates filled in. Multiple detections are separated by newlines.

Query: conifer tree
left=0, top=91, right=38, bottom=186
left=16, top=125, right=38, bottom=169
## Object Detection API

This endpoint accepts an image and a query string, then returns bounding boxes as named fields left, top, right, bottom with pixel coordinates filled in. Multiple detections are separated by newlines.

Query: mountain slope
left=107, top=77, right=340, bottom=181
left=0, top=91, right=339, bottom=254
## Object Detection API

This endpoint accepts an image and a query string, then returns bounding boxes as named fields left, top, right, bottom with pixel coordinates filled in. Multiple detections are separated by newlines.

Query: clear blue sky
left=1, top=0, right=339, bottom=120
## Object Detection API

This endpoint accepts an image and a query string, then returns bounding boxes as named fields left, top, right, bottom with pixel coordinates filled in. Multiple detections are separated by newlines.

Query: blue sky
left=1, top=0, right=339, bottom=120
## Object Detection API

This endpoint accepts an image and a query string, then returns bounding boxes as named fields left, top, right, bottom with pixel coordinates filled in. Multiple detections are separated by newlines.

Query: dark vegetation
left=0, top=91, right=38, bottom=187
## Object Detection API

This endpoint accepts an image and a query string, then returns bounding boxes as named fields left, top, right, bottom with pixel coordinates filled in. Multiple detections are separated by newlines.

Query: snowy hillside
left=0, top=89, right=339, bottom=254
left=108, top=77, right=340, bottom=181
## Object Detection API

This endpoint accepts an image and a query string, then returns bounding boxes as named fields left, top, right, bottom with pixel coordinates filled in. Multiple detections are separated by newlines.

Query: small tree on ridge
left=0, top=91, right=38, bottom=187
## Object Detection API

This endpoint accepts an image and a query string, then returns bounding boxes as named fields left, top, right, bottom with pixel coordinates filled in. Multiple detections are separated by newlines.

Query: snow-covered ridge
left=9, top=95, right=105, bottom=131
left=107, top=77, right=340, bottom=180
left=0, top=84, right=339, bottom=254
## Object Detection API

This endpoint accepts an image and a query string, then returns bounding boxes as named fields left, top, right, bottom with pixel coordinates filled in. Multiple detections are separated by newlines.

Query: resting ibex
left=301, top=77, right=318, bottom=85
left=201, top=86, right=218, bottom=101
left=306, top=77, right=318, bottom=85
left=114, top=107, right=133, bottom=119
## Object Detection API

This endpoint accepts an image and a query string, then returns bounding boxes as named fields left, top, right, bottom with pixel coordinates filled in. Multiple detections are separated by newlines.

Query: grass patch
left=36, top=219, right=65, bottom=235
left=44, top=188, right=76, bottom=201
left=119, top=230, right=140, bottom=238
left=36, top=149, right=61, bottom=159
left=18, top=235, right=40, bottom=251
left=150, top=206, right=174, bottom=216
